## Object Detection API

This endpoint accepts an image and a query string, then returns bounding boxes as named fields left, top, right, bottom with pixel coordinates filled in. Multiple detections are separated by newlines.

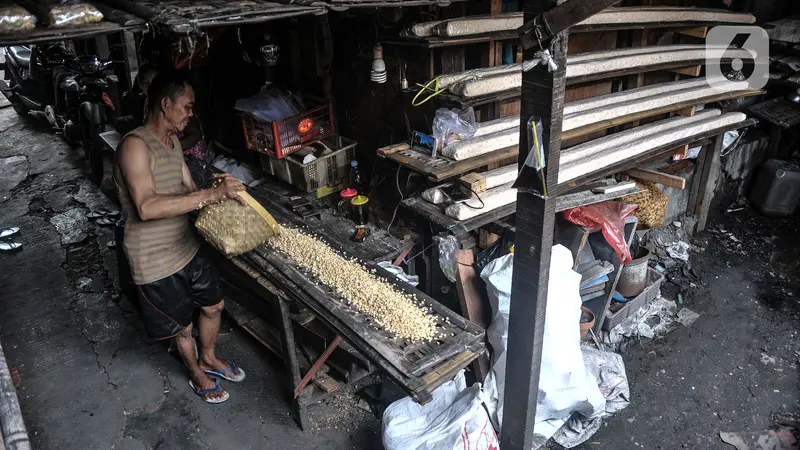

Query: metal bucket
left=617, top=248, right=650, bottom=297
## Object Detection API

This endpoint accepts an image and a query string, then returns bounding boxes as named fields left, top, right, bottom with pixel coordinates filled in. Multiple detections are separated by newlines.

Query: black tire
left=10, top=100, right=29, bottom=117
left=82, top=119, right=104, bottom=185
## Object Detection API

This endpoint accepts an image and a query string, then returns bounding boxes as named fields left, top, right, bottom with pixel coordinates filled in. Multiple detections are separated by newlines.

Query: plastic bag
left=382, top=370, right=498, bottom=450
left=480, top=246, right=605, bottom=442
left=564, top=201, right=638, bottom=263
left=438, top=235, right=458, bottom=282
left=0, top=5, right=37, bottom=32
left=474, top=231, right=512, bottom=275
left=235, top=88, right=302, bottom=122
left=49, top=3, right=102, bottom=27
left=15, top=0, right=102, bottom=27
left=432, top=108, right=477, bottom=151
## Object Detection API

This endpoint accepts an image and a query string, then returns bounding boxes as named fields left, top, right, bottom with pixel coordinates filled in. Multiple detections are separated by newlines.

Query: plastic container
left=750, top=159, right=800, bottom=216
left=350, top=160, right=365, bottom=194
left=258, top=136, right=356, bottom=192
left=351, top=195, right=369, bottom=227
left=603, top=268, right=664, bottom=331
left=241, top=96, right=335, bottom=159
left=337, top=188, right=358, bottom=218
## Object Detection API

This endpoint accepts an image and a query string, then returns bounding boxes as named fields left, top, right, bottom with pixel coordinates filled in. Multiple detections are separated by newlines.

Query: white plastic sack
left=382, top=371, right=498, bottom=450
left=480, top=245, right=605, bottom=442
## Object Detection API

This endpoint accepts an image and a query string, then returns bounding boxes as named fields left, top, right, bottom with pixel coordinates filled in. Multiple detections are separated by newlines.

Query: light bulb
left=370, top=43, right=386, bottom=84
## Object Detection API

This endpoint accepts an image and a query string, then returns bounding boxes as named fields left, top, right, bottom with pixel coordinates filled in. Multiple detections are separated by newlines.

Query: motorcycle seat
left=8, top=46, right=31, bottom=68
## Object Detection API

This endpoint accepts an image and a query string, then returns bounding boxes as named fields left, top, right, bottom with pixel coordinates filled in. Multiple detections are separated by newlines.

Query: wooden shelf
left=401, top=181, right=640, bottom=236
left=384, top=145, right=519, bottom=182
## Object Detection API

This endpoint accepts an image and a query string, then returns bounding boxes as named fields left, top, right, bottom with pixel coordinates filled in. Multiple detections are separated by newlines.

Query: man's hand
left=211, top=174, right=246, bottom=204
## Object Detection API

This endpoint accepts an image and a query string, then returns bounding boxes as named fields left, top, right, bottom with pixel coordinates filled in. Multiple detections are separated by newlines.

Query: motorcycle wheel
left=81, top=119, right=104, bottom=185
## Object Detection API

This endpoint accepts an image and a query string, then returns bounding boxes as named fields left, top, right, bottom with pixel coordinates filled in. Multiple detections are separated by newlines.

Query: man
left=114, top=72, right=246, bottom=403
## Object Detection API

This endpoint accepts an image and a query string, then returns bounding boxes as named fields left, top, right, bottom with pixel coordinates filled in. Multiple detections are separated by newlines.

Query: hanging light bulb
left=370, top=43, right=387, bottom=84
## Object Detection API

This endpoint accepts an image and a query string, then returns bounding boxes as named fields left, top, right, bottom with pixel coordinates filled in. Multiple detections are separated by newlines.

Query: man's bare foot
left=198, top=357, right=246, bottom=383
left=190, top=371, right=228, bottom=402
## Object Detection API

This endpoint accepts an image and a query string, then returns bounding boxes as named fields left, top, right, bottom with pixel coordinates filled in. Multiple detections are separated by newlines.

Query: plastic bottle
left=350, top=160, right=365, bottom=194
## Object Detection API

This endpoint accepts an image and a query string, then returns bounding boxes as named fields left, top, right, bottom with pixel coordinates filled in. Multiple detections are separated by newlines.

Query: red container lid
left=341, top=188, right=358, bottom=198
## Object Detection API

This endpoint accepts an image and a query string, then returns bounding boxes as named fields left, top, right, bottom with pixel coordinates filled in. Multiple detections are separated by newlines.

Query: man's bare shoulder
left=119, top=134, right=151, bottom=160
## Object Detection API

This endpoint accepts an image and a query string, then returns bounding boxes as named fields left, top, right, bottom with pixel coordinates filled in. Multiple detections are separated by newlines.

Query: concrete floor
left=0, top=107, right=380, bottom=449
left=0, top=104, right=798, bottom=449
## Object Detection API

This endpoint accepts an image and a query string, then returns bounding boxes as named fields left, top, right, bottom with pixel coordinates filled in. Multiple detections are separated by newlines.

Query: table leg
left=293, top=335, right=343, bottom=398
left=277, top=297, right=309, bottom=430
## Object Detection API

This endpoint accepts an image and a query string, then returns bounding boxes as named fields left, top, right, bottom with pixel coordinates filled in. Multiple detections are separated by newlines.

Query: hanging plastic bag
left=564, top=201, right=638, bottom=263
left=437, top=235, right=458, bottom=282
left=432, top=107, right=477, bottom=151
left=474, top=231, right=513, bottom=275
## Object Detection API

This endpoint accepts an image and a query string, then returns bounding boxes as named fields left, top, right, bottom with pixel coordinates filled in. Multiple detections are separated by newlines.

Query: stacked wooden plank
left=438, top=78, right=761, bottom=161
left=407, top=7, right=755, bottom=37
left=442, top=45, right=754, bottom=98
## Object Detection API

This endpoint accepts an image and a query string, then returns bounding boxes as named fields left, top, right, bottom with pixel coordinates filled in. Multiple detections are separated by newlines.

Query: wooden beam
left=627, top=168, right=687, bottom=189
left=676, top=26, right=709, bottom=38
left=455, top=249, right=490, bottom=382
left=460, top=172, right=487, bottom=194
left=479, top=229, right=500, bottom=249
left=502, top=0, right=568, bottom=447
left=669, top=64, right=702, bottom=77
left=674, top=105, right=697, bottom=117
left=691, top=133, right=725, bottom=231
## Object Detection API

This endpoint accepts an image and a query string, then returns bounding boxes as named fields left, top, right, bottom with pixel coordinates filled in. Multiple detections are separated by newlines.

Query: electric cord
left=387, top=164, right=404, bottom=233
left=463, top=187, right=486, bottom=210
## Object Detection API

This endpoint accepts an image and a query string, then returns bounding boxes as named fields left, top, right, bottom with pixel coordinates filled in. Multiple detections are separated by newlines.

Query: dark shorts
left=136, top=247, right=221, bottom=340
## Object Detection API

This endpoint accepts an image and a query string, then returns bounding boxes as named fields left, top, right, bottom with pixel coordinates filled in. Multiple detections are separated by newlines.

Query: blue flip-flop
left=203, top=360, right=246, bottom=383
left=188, top=378, right=230, bottom=404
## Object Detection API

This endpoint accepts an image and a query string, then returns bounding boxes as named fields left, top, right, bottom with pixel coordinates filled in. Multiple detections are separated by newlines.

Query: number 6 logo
left=706, top=25, right=769, bottom=91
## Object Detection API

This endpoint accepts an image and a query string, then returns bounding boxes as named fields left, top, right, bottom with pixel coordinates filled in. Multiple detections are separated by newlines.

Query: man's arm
left=119, top=136, right=242, bottom=221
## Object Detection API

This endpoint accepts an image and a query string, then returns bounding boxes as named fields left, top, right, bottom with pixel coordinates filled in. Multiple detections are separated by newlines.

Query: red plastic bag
left=564, top=201, right=639, bottom=263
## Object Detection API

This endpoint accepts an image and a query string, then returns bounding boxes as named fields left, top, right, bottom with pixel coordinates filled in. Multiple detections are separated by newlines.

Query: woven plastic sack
left=195, top=191, right=280, bottom=257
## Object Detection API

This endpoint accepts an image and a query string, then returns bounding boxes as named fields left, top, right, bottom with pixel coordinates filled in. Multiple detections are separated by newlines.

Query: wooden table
left=214, top=181, right=485, bottom=430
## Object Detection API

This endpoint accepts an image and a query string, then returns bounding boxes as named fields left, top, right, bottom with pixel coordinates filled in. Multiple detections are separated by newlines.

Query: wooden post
left=691, top=133, right=724, bottom=232
left=500, top=0, right=568, bottom=448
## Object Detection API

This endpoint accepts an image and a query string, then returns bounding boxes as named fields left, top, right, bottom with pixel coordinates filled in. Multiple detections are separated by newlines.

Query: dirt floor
left=0, top=103, right=798, bottom=449
left=576, top=210, right=800, bottom=448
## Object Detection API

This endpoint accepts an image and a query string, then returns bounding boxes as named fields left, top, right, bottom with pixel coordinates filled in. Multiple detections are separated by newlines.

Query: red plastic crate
left=240, top=97, right=335, bottom=159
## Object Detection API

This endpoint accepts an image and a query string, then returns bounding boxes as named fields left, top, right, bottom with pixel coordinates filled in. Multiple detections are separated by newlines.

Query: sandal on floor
left=0, top=227, right=19, bottom=239
left=0, top=242, right=21, bottom=252
left=188, top=378, right=230, bottom=404
left=203, top=360, right=246, bottom=383
left=96, top=217, right=116, bottom=227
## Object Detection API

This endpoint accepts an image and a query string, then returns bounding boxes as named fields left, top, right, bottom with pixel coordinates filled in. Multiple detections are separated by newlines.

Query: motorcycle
left=0, top=43, right=116, bottom=184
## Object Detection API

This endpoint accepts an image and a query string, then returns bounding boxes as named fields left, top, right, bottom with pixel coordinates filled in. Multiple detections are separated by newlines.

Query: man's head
left=146, top=72, right=194, bottom=133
